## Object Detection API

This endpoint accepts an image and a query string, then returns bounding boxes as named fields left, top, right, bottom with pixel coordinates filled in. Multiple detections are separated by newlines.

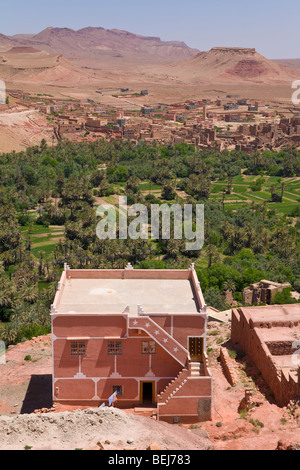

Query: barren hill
left=0, top=109, right=53, bottom=152
left=0, top=49, right=100, bottom=88
left=155, top=47, right=299, bottom=85
left=273, top=58, right=300, bottom=70
left=0, top=26, right=199, bottom=67
left=6, top=46, right=42, bottom=54
left=0, top=28, right=298, bottom=103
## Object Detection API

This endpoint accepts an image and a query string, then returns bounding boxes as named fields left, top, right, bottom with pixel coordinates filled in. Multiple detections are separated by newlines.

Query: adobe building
left=232, top=305, right=300, bottom=406
left=243, top=280, right=292, bottom=305
left=51, top=264, right=213, bottom=423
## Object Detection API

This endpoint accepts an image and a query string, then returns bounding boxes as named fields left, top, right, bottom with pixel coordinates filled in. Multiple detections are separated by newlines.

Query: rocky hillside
left=0, top=26, right=199, bottom=65
left=159, top=47, right=298, bottom=84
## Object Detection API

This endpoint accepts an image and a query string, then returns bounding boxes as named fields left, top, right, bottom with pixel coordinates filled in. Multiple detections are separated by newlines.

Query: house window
left=71, top=341, right=86, bottom=356
left=142, top=341, right=156, bottom=355
left=108, top=341, right=123, bottom=356
left=112, top=385, right=123, bottom=397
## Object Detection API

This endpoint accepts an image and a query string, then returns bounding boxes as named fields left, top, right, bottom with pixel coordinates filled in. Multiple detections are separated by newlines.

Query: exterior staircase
left=157, top=368, right=189, bottom=404
left=158, top=361, right=206, bottom=406
left=190, top=362, right=205, bottom=376
left=128, top=315, right=189, bottom=367
left=128, top=314, right=211, bottom=420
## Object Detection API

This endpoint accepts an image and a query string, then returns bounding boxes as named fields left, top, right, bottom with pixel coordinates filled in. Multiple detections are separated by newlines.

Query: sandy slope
left=0, top=108, right=53, bottom=152
left=0, top=51, right=100, bottom=87
left=0, top=408, right=213, bottom=451
left=0, top=40, right=298, bottom=106
left=148, top=47, right=299, bottom=85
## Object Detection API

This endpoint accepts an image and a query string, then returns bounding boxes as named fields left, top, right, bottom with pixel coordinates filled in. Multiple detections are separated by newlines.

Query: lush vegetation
left=0, top=139, right=299, bottom=344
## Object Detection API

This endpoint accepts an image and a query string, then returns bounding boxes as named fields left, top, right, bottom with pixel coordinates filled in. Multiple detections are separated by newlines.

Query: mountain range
left=0, top=27, right=199, bottom=66
left=0, top=26, right=299, bottom=101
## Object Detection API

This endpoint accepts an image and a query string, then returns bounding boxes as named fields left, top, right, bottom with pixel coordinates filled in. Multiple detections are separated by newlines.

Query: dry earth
left=0, top=408, right=213, bottom=451
left=0, top=35, right=298, bottom=105
left=202, top=322, right=300, bottom=450
left=0, top=326, right=300, bottom=450
left=0, top=107, right=53, bottom=152
left=0, top=37, right=298, bottom=153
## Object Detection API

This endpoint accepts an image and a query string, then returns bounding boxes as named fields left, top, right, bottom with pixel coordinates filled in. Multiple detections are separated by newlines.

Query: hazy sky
left=1, top=0, right=299, bottom=59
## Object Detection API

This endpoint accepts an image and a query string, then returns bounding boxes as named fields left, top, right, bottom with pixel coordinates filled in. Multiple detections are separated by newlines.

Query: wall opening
left=140, top=381, right=155, bottom=405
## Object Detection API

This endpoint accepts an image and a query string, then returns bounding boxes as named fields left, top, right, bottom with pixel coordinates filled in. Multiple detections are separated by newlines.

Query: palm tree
left=223, top=280, right=236, bottom=293
left=17, top=285, right=38, bottom=304
left=206, top=244, right=218, bottom=268
left=226, top=176, right=234, bottom=195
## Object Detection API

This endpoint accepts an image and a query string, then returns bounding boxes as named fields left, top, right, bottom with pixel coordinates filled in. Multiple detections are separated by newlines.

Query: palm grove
left=0, top=139, right=299, bottom=345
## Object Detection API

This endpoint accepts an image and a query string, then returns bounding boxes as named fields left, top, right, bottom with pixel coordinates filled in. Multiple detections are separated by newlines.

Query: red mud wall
left=158, top=377, right=212, bottom=423
left=53, top=314, right=182, bottom=405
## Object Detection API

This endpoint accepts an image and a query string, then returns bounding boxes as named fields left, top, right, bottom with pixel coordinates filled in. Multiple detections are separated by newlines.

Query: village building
left=51, top=265, right=213, bottom=423
left=243, top=280, right=292, bottom=305
left=232, top=304, right=300, bottom=406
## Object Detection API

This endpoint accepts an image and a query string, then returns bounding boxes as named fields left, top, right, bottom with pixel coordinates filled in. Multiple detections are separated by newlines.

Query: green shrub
left=228, top=350, right=237, bottom=359
left=208, top=330, right=219, bottom=336
left=239, top=409, right=248, bottom=419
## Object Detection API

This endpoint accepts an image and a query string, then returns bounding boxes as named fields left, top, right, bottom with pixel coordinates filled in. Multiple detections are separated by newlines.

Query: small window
left=108, top=341, right=123, bottom=356
left=142, top=340, right=156, bottom=355
left=112, top=385, right=123, bottom=397
left=71, top=341, right=86, bottom=356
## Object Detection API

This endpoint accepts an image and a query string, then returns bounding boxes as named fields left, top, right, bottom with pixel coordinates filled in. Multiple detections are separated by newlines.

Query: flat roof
left=256, top=326, right=300, bottom=343
left=57, top=278, right=200, bottom=314
left=237, top=304, right=300, bottom=324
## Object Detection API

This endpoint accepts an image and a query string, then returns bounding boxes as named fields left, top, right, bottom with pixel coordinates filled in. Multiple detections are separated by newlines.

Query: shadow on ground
left=21, top=375, right=52, bottom=414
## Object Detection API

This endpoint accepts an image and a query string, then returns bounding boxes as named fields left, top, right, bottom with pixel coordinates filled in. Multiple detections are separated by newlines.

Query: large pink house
left=51, top=264, right=213, bottom=423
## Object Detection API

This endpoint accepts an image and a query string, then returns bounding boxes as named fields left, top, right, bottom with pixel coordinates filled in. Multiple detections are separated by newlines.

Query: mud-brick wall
left=232, top=314, right=299, bottom=406
left=219, top=347, right=237, bottom=386
left=280, top=371, right=299, bottom=406
left=266, top=341, right=295, bottom=356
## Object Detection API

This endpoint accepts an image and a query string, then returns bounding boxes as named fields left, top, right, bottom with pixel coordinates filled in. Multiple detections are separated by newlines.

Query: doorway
left=189, top=337, right=204, bottom=362
left=140, top=381, right=155, bottom=405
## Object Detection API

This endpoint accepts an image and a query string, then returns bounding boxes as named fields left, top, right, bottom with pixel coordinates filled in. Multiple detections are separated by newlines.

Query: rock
left=276, top=439, right=292, bottom=451
left=96, top=441, right=104, bottom=450
left=147, top=442, right=160, bottom=451
left=87, top=445, right=101, bottom=451
left=105, top=440, right=111, bottom=445
left=127, top=438, right=134, bottom=444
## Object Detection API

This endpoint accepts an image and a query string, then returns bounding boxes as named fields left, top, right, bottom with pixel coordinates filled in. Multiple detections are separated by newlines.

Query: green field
left=208, top=176, right=300, bottom=215
left=20, top=224, right=65, bottom=259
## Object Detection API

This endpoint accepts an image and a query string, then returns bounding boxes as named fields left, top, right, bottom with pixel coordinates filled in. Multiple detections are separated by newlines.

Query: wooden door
left=189, top=337, right=203, bottom=362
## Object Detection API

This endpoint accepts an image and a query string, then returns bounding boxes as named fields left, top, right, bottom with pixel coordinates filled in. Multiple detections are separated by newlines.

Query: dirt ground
left=0, top=108, right=54, bottom=152
left=201, top=322, right=300, bottom=450
left=0, top=407, right=213, bottom=451
left=0, top=326, right=300, bottom=450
